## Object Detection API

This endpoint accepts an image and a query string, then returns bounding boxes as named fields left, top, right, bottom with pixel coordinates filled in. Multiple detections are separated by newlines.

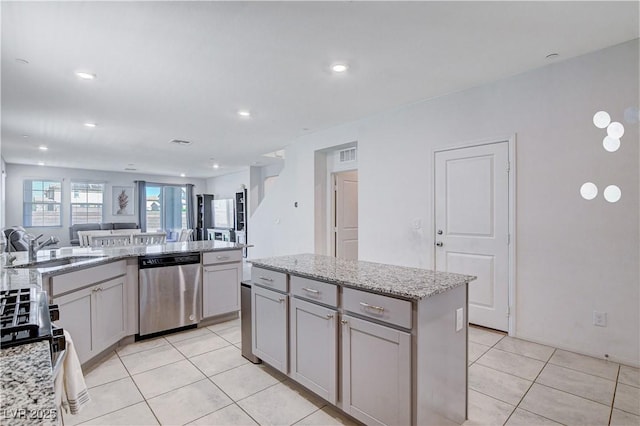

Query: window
left=23, top=179, right=62, bottom=227
left=145, top=184, right=187, bottom=232
left=71, top=182, right=105, bottom=224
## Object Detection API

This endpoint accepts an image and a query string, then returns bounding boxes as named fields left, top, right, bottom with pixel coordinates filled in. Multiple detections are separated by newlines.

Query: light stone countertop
left=249, top=253, right=476, bottom=300
left=0, top=341, right=58, bottom=426
left=0, top=240, right=245, bottom=292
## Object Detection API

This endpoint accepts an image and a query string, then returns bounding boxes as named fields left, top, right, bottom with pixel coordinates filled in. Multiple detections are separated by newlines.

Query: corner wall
left=248, top=40, right=640, bottom=366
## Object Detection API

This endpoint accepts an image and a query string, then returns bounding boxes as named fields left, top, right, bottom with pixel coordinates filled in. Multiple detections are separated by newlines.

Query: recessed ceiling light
left=180, top=173, right=186, bottom=177
left=37, top=161, right=45, bottom=166
left=84, top=122, right=97, bottom=128
left=124, top=167, right=137, bottom=171
left=331, top=63, right=348, bottom=73
left=38, top=145, right=48, bottom=151
left=545, top=53, right=559, bottom=60
left=15, top=58, right=29, bottom=65
left=75, top=71, right=96, bottom=80
left=213, top=163, right=220, bottom=169
left=238, top=110, right=251, bottom=117
left=22, top=135, right=29, bottom=138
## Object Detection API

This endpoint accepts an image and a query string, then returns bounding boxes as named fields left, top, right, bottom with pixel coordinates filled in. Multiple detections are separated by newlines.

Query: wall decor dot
left=607, top=122, right=625, bottom=139
left=593, top=111, right=611, bottom=128
left=602, top=136, right=621, bottom=152
left=603, top=185, right=622, bottom=203
left=580, top=182, right=598, bottom=200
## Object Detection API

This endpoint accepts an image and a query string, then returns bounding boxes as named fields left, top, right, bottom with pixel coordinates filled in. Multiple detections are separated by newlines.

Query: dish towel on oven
left=54, top=330, right=91, bottom=414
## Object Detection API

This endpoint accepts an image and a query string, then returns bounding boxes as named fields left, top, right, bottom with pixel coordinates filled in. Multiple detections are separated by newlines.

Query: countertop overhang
left=249, top=253, right=476, bottom=301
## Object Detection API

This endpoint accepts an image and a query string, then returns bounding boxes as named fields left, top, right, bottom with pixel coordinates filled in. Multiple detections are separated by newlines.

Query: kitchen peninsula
left=1, top=240, right=245, bottom=364
left=250, top=253, right=476, bottom=426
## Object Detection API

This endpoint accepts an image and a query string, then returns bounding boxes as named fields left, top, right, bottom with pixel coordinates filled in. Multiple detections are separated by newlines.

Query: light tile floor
left=62, top=322, right=640, bottom=426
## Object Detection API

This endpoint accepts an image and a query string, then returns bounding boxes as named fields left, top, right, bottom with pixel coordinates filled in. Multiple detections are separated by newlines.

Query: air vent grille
left=339, top=147, right=357, bottom=162
left=170, top=139, right=192, bottom=146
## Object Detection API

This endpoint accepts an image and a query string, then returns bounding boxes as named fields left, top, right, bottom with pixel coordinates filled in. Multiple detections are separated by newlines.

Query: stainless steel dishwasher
left=138, top=252, right=201, bottom=337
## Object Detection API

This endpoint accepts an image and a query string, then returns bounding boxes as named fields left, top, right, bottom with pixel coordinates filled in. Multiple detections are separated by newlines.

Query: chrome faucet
left=29, top=234, right=60, bottom=262
left=3, top=228, right=18, bottom=266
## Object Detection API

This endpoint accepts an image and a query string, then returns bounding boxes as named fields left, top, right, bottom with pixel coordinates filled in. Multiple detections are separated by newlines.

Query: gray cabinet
left=54, top=275, right=127, bottom=364
left=289, top=297, right=338, bottom=404
left=202, top=250, right=242, bottom=318
left=251, top=284, right=288, bottom=374
left=203, top=263, right=241, bottom=318
left=341, top=314, right=411, bottom=426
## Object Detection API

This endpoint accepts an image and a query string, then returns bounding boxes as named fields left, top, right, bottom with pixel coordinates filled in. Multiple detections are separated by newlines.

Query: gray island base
left=249, top=253, right=476, bottom=426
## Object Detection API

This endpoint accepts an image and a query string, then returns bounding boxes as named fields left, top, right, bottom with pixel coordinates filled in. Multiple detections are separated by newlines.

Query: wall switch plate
left=593, top=311, right=607, bottom=327
left=456, top=308, right=464, bottom=332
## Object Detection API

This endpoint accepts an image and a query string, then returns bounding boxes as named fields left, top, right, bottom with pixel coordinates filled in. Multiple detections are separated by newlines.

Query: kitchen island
left=250, top=253, right=476, bottom=426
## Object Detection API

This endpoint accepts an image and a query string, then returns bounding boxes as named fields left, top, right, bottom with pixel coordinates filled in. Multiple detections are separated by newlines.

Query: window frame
left=23, top=179, right=63, bottom=228
left=70, top=181, right=106, bottom=225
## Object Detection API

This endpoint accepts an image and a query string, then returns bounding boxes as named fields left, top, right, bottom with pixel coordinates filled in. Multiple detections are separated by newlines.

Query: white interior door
left=334, top=170, right=358, bottom=260
left=434, top=142, right=510, bottom=331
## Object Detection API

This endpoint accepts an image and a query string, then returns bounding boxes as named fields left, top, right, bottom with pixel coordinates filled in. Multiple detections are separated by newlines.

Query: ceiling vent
left=169, top=139, right=192, bottom=146
left=338, top=147, right=357, bottom=163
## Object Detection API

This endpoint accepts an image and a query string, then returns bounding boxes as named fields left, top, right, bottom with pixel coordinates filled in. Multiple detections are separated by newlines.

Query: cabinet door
left=290, top=297, right=337, bottom=404
left=53, top=287, right=94, bottom=364
left=252, top=285, right=288, bottom=374
left=203, top=263, right=241, bottom=318
left=341, top=315, right=411, bottom=426
left=93, top=276, right=127, bottom=354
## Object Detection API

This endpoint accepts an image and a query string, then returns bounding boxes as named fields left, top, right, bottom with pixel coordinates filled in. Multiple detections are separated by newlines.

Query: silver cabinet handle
left=92, top=287, right=99, bottom=293
left=360, top=301, right=385, bottom=312
left=278, top=298, right=285, bottom=303
left=435, top=241, right=444, bottom=247
left=340, top=319, right=348, bottom=325
left=326, top=314, right=334, bottom=319
left=302, top=287, right=319, bottom=294
left=216, top=255, right=230, bottom=260
left=259, top=276, right=274, bottom=282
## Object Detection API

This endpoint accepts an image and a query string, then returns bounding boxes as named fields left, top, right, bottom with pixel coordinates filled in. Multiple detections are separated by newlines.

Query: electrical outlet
left=593, top=311, right=607, bottom=327
left=456, top=308, right=464, bottom=332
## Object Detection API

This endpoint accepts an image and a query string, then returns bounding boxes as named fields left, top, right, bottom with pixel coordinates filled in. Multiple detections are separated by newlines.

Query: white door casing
left=333, top=170, right=359, bottom=260
left=434, top=141, right=510, bottom=331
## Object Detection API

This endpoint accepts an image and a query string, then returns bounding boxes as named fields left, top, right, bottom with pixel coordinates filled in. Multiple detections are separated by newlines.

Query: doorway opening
left=313, top=142, right=358, bottom=258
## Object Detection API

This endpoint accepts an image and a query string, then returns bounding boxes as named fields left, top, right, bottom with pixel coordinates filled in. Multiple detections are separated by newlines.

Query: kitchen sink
left=10, top=256, right=107, bottom=268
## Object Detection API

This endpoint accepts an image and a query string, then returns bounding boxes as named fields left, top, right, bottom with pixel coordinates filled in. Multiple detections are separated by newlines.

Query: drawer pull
left=326, top=314, right=334, bottom=319
left=259, top=276, right=274, bottom=282
left=216, top=255, right=230, bottom=260
left=302, top=287, right=319, bottom=294
left=278, top=298, right=285, bottom=303
left=341, top=319, right=348, bottom=325
left=360, top=301, right=385, bottom=313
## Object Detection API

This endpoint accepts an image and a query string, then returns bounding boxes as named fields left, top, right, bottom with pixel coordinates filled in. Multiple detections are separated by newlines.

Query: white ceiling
left=2, top=1, right=638, bottom=178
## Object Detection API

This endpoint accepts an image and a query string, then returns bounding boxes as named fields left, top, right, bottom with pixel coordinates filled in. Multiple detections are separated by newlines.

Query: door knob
left=435, top=241, right=444, bottom=247
left=437, top=229, right=443, bottom=235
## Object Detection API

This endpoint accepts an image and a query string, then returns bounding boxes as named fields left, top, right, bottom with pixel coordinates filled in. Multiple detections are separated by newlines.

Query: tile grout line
left=607, top=365, right=621, bottom=426
left=115, top=349, right=163, bottom=426
left=502, top=347, right=557, bottom=425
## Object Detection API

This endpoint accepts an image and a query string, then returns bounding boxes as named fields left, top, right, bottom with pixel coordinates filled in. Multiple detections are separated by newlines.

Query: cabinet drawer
left=52, top=260, right=126, bottom=296
left=342, top=287, right=412, bottom=329
left=202, top=250, right=242, bottom=265
left=291, top=276, right=338, bottom=308
left=252, top=267, right=288, bottom=292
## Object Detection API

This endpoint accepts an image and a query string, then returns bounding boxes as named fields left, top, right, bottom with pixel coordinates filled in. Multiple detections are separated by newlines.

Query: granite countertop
left=249, top=253, right=476, bottom=300
left=0, top=341, right=58, bottom=426
left=1, top=240, right=244, bottom=291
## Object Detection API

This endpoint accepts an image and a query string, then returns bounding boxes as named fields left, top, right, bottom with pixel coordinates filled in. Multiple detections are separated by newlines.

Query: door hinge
left=506, top=306, right=511, bottom=317
left=508, top=233, right=511, bottom=245
left=507, top=161, right=511, bottom=173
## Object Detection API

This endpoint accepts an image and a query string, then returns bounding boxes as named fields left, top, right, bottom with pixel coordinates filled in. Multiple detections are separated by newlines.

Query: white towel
left=54, top=330, right=91, bottom=414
